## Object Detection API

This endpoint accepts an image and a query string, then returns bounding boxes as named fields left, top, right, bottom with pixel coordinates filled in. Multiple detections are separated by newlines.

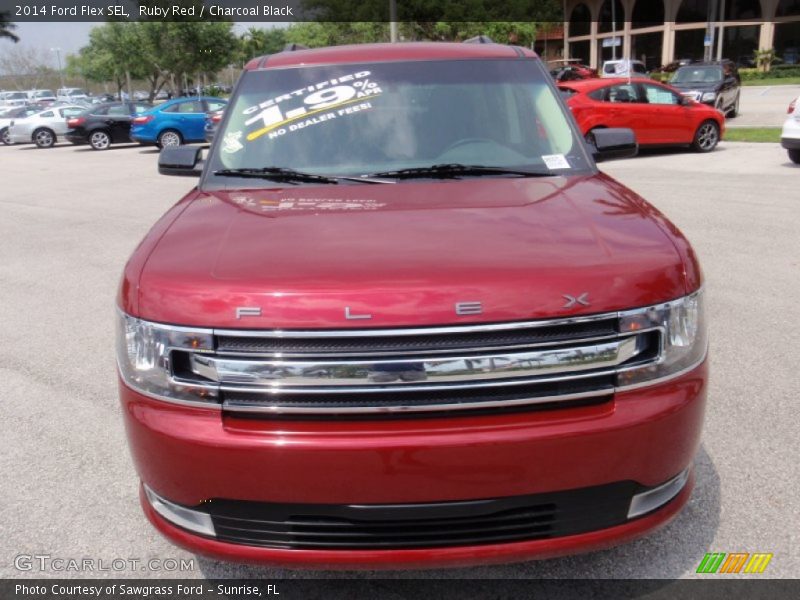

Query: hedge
left=740, top=65, right=800, bottom=80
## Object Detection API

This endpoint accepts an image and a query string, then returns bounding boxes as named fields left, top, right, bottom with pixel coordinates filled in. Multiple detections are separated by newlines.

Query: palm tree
left=1, top=13, right=19, bottom=43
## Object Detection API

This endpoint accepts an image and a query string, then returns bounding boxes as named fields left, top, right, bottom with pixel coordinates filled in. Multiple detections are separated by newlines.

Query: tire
left=33, top=128, right=56, bottom=148
left=157, top=129, right=182, bottom=149
left=89, top=130, right=111, bottom=150
left=789, top=149, right=800, bottom=165
left=692, top=120, right=720, bottom=153
left=728, top=93, right=740, bottom=118
left=0, top=127, right=10, bottom=146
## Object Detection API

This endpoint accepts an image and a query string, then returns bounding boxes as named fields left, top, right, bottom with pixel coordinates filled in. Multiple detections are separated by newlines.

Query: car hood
left=669, top=81, right=721, bottom=92
left=131, top=174, right=693, bottom=328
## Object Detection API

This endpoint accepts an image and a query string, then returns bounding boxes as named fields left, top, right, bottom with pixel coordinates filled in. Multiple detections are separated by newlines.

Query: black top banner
left=1, top=0, right=566, bottom=23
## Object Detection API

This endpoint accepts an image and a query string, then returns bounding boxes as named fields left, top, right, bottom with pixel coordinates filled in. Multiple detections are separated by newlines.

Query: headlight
left=116, top=312, right=219, bottom=404
left=617, top=289, right=707, bottom=388
left=702, top=92, right=717, bottom=103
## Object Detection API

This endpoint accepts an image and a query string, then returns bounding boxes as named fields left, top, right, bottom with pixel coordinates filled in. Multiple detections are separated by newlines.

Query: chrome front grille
left=170, top=315, right=661, bottom=416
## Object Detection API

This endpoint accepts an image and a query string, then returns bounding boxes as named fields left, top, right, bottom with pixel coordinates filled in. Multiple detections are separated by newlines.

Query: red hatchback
left=560, top=77, right=725, bottom=152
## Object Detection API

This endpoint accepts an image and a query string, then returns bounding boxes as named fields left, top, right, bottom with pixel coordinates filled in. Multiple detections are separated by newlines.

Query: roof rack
left=463, top=35, right=494, bottom=44
left=282, top=43, right=309, bottom=52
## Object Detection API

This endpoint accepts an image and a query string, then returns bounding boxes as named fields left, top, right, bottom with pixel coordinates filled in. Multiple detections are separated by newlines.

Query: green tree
left=1, top=12, right=18, bottom=43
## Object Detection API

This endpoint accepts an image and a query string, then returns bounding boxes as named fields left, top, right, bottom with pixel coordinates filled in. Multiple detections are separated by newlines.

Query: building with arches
left=564, top=0, right=800, bottom=70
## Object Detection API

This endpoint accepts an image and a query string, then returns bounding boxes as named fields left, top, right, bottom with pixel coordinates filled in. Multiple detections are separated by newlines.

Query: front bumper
left=122, top=359, right=707, bottom=567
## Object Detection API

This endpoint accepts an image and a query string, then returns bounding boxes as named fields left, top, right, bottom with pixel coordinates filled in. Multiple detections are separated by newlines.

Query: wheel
left=0, top=127, right=10, bottom=145
left=89, top=130, right=111, bottom=150
left=789, top=149, right=800, bottom=165
left=157, top=129, right=182, bottom=149
left=33, top=128, right=56, bottom=148
left=692, top=120, right=720, bottom=153
left=727, top=93, right=740, bottom=118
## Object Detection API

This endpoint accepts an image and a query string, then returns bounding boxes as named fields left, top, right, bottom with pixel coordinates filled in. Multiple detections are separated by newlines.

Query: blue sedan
left=131, top=96, right=228, bottom=148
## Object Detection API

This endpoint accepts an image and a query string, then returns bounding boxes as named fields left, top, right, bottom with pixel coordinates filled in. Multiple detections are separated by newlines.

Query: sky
left=7, top=22, right=284, bottom=68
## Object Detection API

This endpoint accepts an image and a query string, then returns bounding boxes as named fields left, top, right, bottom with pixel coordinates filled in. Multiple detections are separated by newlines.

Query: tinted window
left=40, top=111, right=54, bottom=118
left=61, top=108, right=85, bottom=117
left=207, top=100, right=227, bottom=112
left=588, top=88, right=607, bottom=101
left=133, top=104, right=151, bottom=114
left=107, top=105, right=129, bottom=116
left=607, top=84, right=639, bottom=103
left=92, top=106, right=110, bottom=116
left=633, top=63, right=648, bottom=74
left=671, top=66, right=723, bottom=84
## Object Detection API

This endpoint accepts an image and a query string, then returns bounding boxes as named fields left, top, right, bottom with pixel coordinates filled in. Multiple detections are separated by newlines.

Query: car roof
left=558, top=77, right=658, bottom=91
left=246, top=42, right=536, bottom=70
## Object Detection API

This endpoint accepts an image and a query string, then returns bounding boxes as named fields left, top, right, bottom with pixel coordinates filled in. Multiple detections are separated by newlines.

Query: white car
left=601, top=59, right=648, bottom=78
left=56, top=87, right=89, bottom=103
left=27, top=89, right=57, bottom=104
left=7, top=105, right=87, bottom=148
left=0, top=91, right=30, bottom=108
left=781, top=96, right=800, bottom=165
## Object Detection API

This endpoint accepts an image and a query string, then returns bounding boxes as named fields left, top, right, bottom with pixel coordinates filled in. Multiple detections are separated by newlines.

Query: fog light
left=144, top=485, right=216, bottom=537
left=627, top=468, right=690, bottom=519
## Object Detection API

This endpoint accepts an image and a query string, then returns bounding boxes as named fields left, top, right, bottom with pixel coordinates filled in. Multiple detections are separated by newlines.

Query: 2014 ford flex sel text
left=117, top=42, right=708, bottom=569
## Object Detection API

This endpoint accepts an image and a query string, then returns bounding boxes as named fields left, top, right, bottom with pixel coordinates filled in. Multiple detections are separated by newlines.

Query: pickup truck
left=117, top=41, right=708, bottom=569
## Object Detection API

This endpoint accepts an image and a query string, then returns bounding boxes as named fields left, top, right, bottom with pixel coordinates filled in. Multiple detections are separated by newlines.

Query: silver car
left=0, top=105, right=47, bottom=145
left=7, top=105, right=87, bottom=148
left=0, top=91, right=30, bottom=109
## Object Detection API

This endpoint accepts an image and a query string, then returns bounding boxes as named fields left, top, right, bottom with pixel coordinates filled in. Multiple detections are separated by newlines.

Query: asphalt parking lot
left=1, top=138, right=798, bottom=582
left=729, top=85, right=800, bottom=127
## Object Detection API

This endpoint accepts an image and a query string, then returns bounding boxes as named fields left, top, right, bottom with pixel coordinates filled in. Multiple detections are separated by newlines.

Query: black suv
left=669, top=60, right=741, bottom=118
left=65, top=101, right=153, bottom=150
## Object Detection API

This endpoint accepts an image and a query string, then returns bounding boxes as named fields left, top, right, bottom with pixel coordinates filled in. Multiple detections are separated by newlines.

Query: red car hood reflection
left=133, top=174, right=690, bottom=328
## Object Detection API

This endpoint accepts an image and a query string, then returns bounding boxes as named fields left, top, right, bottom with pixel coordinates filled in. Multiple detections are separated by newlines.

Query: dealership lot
left=0, top=140, right=797, bottom=580
left=729, top=85, right=800, bottom=127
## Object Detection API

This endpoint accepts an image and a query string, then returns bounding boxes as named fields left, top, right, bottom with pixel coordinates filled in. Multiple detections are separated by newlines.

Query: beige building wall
left=564, top=0, right=800, bottom=69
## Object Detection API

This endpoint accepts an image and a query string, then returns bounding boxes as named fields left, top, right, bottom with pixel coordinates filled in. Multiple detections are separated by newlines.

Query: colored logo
left=696, top=552, right=772, bottom=574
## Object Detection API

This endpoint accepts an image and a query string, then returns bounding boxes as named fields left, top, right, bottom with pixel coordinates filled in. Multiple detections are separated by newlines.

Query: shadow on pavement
left=197, top=444, right=721, bottom=583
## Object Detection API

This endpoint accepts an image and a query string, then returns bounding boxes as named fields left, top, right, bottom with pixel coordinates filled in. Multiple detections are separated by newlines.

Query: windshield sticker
left=241, top=71, right=382, bottom=141
left=221, top=130, right=244, bottom=154
left=542, top=154, right=571, bottom=170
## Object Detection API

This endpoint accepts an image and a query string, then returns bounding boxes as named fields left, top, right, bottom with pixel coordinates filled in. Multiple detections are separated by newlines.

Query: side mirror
left=587, top=128, right=638, bottom=162
left=158, top=146, right=203, bottom=177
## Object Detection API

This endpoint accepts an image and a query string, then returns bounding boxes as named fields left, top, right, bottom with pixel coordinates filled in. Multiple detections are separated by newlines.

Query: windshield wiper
left=214, top=167, right=340, bottom=184
left=214, top=167, right=392, bottom=185
left=365, top=164, right=555, bottom=180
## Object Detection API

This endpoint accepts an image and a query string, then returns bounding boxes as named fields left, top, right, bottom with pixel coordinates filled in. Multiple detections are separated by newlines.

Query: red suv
left=117, top=42, right=708, bottom=569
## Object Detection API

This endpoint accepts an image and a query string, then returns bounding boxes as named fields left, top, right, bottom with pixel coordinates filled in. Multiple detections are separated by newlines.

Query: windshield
left=205, top=58, right=591, bottom=187
left=671, top=66, right=723, bottom=84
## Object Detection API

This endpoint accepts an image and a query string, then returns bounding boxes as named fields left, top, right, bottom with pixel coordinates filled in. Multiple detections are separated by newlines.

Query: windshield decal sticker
left=241, top=71, right=382, bottom=142
left=542, top=154, right=571, bottom=170
left=221, top=130, right=244, bottom=154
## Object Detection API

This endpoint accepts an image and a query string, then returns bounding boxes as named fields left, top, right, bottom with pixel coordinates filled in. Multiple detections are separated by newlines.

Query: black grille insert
left=203, top=481, right=638, bottom=550
left=215, top=319, right=619, bottom=357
